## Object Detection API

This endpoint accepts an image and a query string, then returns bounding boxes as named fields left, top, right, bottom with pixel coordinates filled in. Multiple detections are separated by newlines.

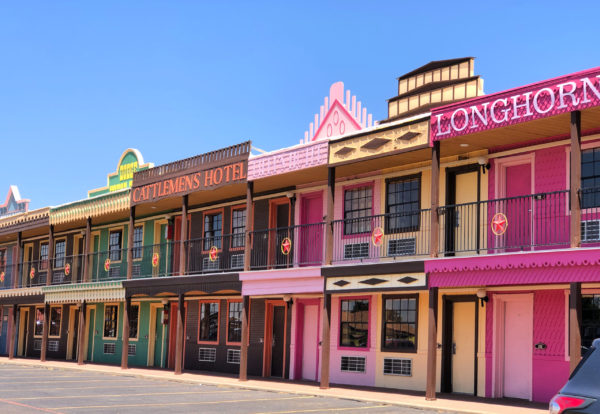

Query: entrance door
left=299, top=193, right=323, bottom=266
left=442, top=297, right=477, bottom=394
left=148, top=304, right=165, bottom=368
left=66, top=306, right=80, bottom=360
left=504, top=163, right=532, bottom=250
left=22, top=244, right=33, bottom=287
left=264, top=301, right=287, bottom=377
left=268, top=200, right=291, bottom=268
left=85, top=307, right=96, bottom=361
left=301, top=304, right=319, bottom=381
left=445, top=166, right=480, bottom=256
left=17, top=308, right=29, bottom=357
left=498, top=294, right=533, bottom=400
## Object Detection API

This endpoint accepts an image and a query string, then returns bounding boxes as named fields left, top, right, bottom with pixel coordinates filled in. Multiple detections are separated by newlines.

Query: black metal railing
left=331, top=210, right=431, bottom=263
left=579, top=187, right=600, bottom=246
left=130, top=242, right=180, bottom=279
left=88, top=248, right=129, bottom=282
left=439, top=190, right=570, bottom=255
left=185, top=234, right=246, bottom=274
left=50, top=254, right=85, bottom=285
left=0, top=263, right=17, bottom=290
left=249, top=223, right=326, bottom=270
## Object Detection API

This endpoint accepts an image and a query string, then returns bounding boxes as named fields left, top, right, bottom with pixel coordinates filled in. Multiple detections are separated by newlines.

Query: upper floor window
left=0, top=249, right=5, bottom=273
left=39, top=243, right=49, bottom=270
left=109, top=230, right=122, bottom=261
left=204, top=213, right=223, bottom=250
left=582, top=148, right=600, bottom=208
left=344, top=186, right=372, bottom=235
left=54, top=240, right=66, bottom=268
left=386, top=175, right=421, bottom=233
left=231, top=209, right=246, bottom=248
left=132, top=226, right=143, bottom=260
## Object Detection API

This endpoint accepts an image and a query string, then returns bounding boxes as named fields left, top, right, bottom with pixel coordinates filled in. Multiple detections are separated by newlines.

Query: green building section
left=87, top=301, right=167, bottom=368
left=88, top=149, right=151, bottom=198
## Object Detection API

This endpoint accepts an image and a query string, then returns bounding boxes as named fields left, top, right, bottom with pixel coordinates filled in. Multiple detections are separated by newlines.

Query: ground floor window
left=582, top=295, right=600, bottom=348
left=34, top=307, right=44, bottom=337
left=49, top=306, right=62, bottom=337
left=339, top=298, right=369, bottom=348
left=104, top=305, right=119, bottom=338
left=382, top=295, right=418, bottom=352
left=227, top=301, right=242, bottom=343
left=128, top=304, right=139, bottom=339
left=199, top=301, right=219, bottom=343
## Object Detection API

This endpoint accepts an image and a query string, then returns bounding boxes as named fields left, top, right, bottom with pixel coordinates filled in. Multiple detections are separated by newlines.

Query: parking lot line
left=255, top=406, right=391, bottom=414
left=12, top=390, right=241, bottom=400
left=0, top=397, right=63, bottom=414
left=0, top=384, right=184, bottom=392
left=55, top=395, right=314, bottom=410
left=3, top=378, right=139, bottom=384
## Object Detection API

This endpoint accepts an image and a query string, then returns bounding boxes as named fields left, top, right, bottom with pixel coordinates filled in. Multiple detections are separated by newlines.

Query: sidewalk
left=0, top=357, right=548, bottom=414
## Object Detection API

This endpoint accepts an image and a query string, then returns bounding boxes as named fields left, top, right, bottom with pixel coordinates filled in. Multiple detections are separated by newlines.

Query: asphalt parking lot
left=0, top=364, right=455, bottom=414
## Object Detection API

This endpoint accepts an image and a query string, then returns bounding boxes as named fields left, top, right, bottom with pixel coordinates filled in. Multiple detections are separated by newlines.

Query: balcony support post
left=174, top=293, right=185, bottom=375
left=47, top=225, right=54, bottom=286
left=319, top=292, right=331, bottom=389
left=430, top=142, right=440, bottom=257
left=179, top=196, right=188, bottom=276
left=325, top=167, right=335, bottom=265
left=239, top=295, right=250, bottom=381
left=127, top=207, right=135, bottom=280
left=14, top=232, right=21, bottom=289
left=244, top=182, right=254, bottom=272
left=8, top=304, right=17, bottom=359
left=40, top=303, right=50, bottom=362
left=83, top=218, right=92, bottom=282
left=425, top=286, right=438, bottom=400
left=570, top=110, right=582, bottom=248
left=569, top=282, right=582, bottom=373
left=77, top=301, right=86, bottom=365
left=121, top=296, right=131, bottom=369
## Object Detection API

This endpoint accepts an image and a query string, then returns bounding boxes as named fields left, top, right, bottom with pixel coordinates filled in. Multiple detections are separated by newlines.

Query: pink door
left=504, top=164, right=532, bottom=250
left=503, top=297, right=533, bottom=399
left=299, top=193, right=323, bottom=265
left=301, top=305, right=319, bottom=381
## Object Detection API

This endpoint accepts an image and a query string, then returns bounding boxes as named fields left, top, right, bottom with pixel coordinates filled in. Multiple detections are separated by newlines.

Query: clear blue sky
left=1, top=1, right=599, bottom=209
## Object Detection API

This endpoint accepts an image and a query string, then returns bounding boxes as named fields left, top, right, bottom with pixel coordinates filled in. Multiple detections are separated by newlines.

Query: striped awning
left=50, top=190, right=130, bottom=225
left=0, top=207, right=50, bottom=234
left=42, top=281, right=125, bottom=303
left=0, top=287, right=43, bottom=298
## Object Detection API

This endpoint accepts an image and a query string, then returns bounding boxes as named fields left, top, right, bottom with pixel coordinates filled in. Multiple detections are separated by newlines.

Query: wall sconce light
left=477, top=157, right=491, bottom=174
left=476, top=289, right=489, bottom=307
left=283, top=294, right=294, bottom=306
left=286, top=192, right=297, bottom=206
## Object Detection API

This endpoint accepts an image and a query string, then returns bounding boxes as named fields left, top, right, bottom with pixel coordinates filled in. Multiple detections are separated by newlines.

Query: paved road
left=0, top=364, right=457, bottom=414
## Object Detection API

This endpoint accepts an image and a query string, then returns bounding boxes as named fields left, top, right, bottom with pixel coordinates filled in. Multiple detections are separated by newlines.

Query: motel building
left=0, top=59, right=600, bottom=405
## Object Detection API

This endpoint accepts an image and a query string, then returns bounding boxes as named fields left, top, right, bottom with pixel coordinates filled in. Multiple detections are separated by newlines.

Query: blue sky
left=1, top=1, right=599, bottom=209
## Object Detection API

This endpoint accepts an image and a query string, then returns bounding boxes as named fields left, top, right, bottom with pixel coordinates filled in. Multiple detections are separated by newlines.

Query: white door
left=301, top=305, right=319, bottom=381
left=503, top=297, right=533, bottom=399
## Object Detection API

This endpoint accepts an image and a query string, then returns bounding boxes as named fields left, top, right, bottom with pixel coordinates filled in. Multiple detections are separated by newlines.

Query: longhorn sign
left=281, top=237, right=292, bottom=255
left=209, top=246, right=218, bottom=262
left=491, top=213, right=508, bottom=236
left=64, top=263, right=71, bottom=276
left=104, top=258, right=111, bottom=272
left=152, top=253, right=160, bottom=268
left=372, top=227, right=384, bottom=247
left=30, top=267, right=36, bottom=279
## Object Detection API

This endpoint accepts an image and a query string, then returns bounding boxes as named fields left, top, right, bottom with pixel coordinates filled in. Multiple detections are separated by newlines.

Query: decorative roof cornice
left=49, top=190, right=130, bottom=225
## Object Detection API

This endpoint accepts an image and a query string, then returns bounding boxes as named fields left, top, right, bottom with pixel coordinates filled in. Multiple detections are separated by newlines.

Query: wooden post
left=570, top=111, right=582, bottom=248
left=40, top=303, right=50, bottom=362
left=243, top=182, right=254, bottom=272
left=127, top=207, right=135, bottom=280
left=430, top=142, right=440, bottom=257
left=83, top=218, right=92, bottom=282
left=174, top=293, right=184, bottom=374
left=239, top=295, right=250, bottom=381
left=569, top=282, right=582, bottom=373
left=77, top=301, right=86, bottom=365
left=14, top=232, right=21, bottom=289
left=319, top=293, right=331, bottom=389
left=47, top=225, right=54, bottom=286
left=325, top=167, right=335, bottom=265
left=121, top=296, right=131, bottom=369
left=8, top=304, right=16, bottom=359
left=179, top=196, right=188, bottom=276
left=426, top=286, right=439, bottom=400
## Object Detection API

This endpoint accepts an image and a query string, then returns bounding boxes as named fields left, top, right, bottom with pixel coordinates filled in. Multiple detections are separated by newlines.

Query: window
left=40, top=243, right=49, bottom=270
left=344, top=186, right=373, bottom=235
left=104, top=305, right=118, bottom=338
left=34, top=307, right=44, bottom=336
left=582, top=295, right=600, bottom=348
left=582, top=148, right=600, bottom=208
left=231, top=209, right=246, bottom=248
left=382, top=295, right=418, bottom=352
left=54, top=240, right=66, bottom=268
left=109, top=231, right=122, bottom=261
left=204, top=213, right=223, bottom=250
left=227, top=301, right=242, bottom=343
left=132, top=226, right=143, bottom=260
left=340, top=298, right=369, bottom=348
left=49, top=306, right=62, bottom=337
left=199, top=301, right=219, bottom=342
left=128, top=304, right=139, bottom=339
left=386, top=175, right=421, bottom=232
left=0, top=249, right=6, bottom=282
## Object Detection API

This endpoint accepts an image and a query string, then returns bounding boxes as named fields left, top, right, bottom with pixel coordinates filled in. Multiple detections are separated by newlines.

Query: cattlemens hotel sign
left=431, top=67, right=600, bottom=141
left=131, top=142, right=251, bottom=205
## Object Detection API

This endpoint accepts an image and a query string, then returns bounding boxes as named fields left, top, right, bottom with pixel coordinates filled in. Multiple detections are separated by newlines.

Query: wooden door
left=263, top=301, right=287, bottom=378
left=301, top=304, right=319, bottom=381
left=445, top=166, right=479, bottom=256
left=502, top=296, right=533, bottom=399
left=85, top=307, right=96, bottom=361
left=268, top=200, right=290, bottom=268
left=451, top=301, right=476, bottom=394
left=17, top=308, right=29, bottom=357
left=299, top=193, right=323, bottom=266
left=504, top=163, right=532, bottom=250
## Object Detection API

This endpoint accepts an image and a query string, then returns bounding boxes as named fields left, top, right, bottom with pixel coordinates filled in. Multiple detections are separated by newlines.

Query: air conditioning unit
left=582, top=220, right=600, bottom=242
left=340, top=356, right=366, bottom=373
left=202, top=257, right=221, bottom=272
left=198, top=347, right=217, bottom=362
left=132, top=263, right=141, bottom=278
left=227, top=349, right=241, bottom=364
left=48, top=341, right=59, bottom=352
left=344, top=243, right=369, bottom=260
left=103, top=343, right=116, bottom=354
left=128, top=344, right=136, bottom=356
left=230, top=254, right=244, bottom=270
left=387, top=238, right=416, bottom=256
left=383, top=358, right=412, bottom=376
left=33, top=339, right=42, bottom=351
left=109, top=266, right=121, bottom=279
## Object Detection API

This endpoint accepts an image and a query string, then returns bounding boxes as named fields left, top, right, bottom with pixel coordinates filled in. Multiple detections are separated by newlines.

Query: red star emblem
left=491, top=213, right=508, bottom=235
left=209, top=246, right=218, bottom=262
left=281, top=238, right=291, bottom=255
left=152, top=253, right=160, bottom=267
left=64, top=263, right=71, bottom=276
left=372, top=227, right=384, bottom=246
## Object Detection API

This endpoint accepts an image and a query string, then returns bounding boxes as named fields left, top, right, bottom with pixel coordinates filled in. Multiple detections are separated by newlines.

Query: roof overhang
left=42, top=281, right=125, bottom=303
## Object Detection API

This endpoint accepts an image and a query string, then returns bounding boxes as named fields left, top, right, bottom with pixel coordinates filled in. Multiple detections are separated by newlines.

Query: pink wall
left=329, top=295, right=378, bottom=386
left=240, top=267, right=323, bottom=296
left=247, top=140, right=328, bottom=180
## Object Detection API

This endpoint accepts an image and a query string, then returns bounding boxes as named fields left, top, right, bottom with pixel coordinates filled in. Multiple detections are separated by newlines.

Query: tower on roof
left=381, top=57, right=484, bottom=123
left=0, top=185, right=30, bottom=218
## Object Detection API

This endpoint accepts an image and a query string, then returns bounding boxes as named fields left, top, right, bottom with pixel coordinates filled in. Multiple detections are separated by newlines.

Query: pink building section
left=239, top=267, right=323, bottom=296
left=329, top=295, right=378, bottom=387
left=247, top=140, right=329, bottom=180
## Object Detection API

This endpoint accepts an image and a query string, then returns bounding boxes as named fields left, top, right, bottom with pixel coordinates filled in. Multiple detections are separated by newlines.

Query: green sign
left=88, top=149, right=152, bottom=198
